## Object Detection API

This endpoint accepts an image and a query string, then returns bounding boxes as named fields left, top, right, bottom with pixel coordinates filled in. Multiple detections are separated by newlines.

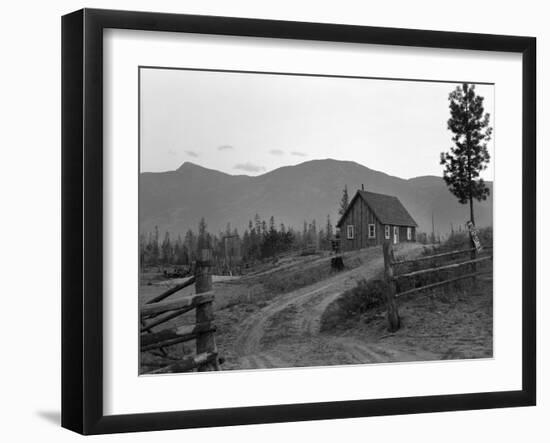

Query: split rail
left=382, top=240, right=492, bottom=332
left=140, top=249, right=220, bottom=373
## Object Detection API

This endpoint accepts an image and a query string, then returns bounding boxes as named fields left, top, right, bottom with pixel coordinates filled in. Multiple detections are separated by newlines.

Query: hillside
left=139, top=159, right=492, bottom=236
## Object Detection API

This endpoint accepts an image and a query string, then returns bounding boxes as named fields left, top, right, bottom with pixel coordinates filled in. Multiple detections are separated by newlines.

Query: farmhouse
left=336, top=190, right=417, bottom=251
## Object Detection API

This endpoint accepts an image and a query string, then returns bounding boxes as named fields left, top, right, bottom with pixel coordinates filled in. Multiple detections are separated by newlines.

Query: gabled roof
left=336, top=190, right=417, bottom=228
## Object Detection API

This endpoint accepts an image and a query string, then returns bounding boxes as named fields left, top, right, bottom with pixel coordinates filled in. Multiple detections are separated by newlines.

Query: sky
left=140, top=68, right=494, bottom=181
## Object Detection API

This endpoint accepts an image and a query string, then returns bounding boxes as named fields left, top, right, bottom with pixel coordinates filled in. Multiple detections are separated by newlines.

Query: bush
left=320, top=276, right=386, bottom=331
left=345, top=278, right=386, bottom=312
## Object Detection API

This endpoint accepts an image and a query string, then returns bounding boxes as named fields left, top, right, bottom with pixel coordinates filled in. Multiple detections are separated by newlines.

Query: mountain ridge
left=139, top=159, right=492, bottom=237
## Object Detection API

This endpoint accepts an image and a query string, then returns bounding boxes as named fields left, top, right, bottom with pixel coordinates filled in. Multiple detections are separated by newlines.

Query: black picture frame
left=61, top=8, right=536, bottom=435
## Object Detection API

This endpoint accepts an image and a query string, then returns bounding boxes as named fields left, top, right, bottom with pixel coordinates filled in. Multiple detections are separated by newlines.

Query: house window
left=368, top=224, right=376, bottom=238
left=385, top=225, right=391, bottom=240
left=347, top=225, right=355, bottom=239
left=407, top=227, right=412, bottom=240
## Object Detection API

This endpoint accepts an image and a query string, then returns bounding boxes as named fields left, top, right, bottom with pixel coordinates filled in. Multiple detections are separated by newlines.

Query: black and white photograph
left=138, top=68, right=495, bottom=374
left=0, top=0, right=544, bottom=439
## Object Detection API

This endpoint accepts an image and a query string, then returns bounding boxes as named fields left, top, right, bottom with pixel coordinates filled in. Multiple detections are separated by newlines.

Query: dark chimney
left=361, top=184, right=365, bottom=191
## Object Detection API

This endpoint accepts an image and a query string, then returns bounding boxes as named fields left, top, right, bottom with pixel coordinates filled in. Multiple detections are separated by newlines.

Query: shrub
left=320, top=276, right=386, bottom=331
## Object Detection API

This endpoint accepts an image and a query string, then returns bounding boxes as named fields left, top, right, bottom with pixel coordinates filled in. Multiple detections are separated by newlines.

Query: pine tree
left=302, top=220, right=309, bottom=246
left=318, top=228, right=325, bottom=250
left=338, top=185, right=349, bottom=216
left=175, top=234, right=187, bottom=265
left=440, top=83, right=492, bottom=225
left=310, top=220, right=317, bottom=248
left=151, top=225, right=160, bottom=265
left=184, top=229, right=196, bottom=262
left=197, top=217, right=209, bottom=251
left=161, top=231, right=172, bottom=265
left=254, top=213, right=261, bottom=235
left=139, top=234, right=146, bottom=269
left=326, top=214, right=333, bottom=241
left=243, top=229, right=253, bottom=261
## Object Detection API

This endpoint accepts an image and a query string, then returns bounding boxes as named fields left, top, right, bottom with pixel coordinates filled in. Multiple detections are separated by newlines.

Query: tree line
left=139, top=214, right=335, bottom=268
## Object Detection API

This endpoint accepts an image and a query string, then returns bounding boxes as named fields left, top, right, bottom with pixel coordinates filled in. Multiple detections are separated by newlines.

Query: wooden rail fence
left=140, top=249, right=220, bottom=373
left=383, top=239, right=492, bottom=332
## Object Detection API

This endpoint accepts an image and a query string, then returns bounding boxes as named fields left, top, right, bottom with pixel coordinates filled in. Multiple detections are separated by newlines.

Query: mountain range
left=139, top=159, right=493, bottom=237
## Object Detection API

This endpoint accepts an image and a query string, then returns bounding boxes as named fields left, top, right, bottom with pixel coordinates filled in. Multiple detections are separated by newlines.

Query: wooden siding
left=399, top=226, right=416, bottom=243
left=340, top=197, right=382, bottom=251
left=339, top=198, right=416, bottom=251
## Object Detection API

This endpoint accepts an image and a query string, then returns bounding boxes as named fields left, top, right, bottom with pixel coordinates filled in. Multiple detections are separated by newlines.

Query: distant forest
left=139, top=214, right=336, bottom=269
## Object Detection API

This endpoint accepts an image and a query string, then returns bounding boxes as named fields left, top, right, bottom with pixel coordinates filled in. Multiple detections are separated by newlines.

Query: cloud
left=185, top=150, right=199, bottom=158
left=269, top=149, right=285, bottom=156
left=234, top=162, right=266, bottom=173
left=218, top=144, right=234, bottom=151
left=291, top=151, right=307, bottom=157
left=167, top=149, right=177, bottom=156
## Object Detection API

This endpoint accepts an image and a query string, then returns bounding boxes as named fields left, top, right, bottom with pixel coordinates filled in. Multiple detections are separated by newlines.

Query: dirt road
left=224, top=243, right=434, bottom=370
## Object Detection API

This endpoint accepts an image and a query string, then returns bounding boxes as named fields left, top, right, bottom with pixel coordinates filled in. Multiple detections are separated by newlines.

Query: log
left=393, top=248, right=476, bottom=265
left=140, top=356, right=180, bottom=369
left=383, top=241, right=400, bottom=332
left=395, top=270, right=492, bottom=298
left=140, top=292, right=214, bottom=317
left=140, top=322, right=215, bottom=349
left=140, top=308, right=190, bottom=332
left=146, top=276, right=196, bottom=305
left=145, top=352, right=218, bottom=374
left=195, top=249, right=219, bottom=371
left=394, top=256, right=492, bottom=280
left=141, top=335, right=196, bottom=352
left=141, top=317, right=168, bottom=356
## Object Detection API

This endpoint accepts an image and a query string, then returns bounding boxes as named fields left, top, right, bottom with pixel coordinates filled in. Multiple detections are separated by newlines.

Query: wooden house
left=336, top=190, right=417, bottom=251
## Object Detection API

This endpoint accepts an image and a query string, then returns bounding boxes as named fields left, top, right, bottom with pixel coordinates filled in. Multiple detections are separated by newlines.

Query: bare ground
left=140, top=243, right=492, bottom=373
left=216, top=242, right=440, bottom=370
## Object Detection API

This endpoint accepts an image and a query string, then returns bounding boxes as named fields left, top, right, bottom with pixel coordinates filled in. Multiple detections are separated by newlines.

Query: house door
left=393, top=226, right=399, bottom=244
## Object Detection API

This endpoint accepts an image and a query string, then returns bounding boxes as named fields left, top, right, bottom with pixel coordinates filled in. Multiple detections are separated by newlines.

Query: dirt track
left=223, top=243, right=434, bottom=370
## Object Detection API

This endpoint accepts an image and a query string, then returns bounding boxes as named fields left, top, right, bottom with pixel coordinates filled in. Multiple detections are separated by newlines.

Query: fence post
left=194, top=249, right=220, bottom=371
left=470, top=234, right=477, bottom=282
left=383, top=241, right=400, bottom=332
left=468, top=222, right=478, bottom=285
